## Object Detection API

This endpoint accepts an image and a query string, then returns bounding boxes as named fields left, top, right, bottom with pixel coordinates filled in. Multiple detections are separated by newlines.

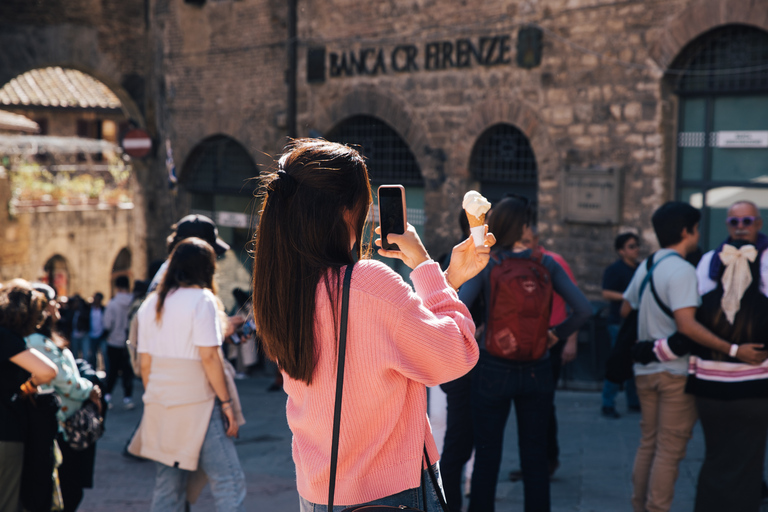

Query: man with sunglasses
left=696, top=201, right=768, bottom=296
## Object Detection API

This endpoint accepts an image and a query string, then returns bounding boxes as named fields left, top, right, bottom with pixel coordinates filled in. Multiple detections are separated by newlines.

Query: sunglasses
left=726, top=216, right=758, bottom=227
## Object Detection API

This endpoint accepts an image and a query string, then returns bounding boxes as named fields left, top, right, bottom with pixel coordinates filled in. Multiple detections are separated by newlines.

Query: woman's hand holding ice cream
left=463, top=190, right=492, bottom=246
left=445, top=227, right=496, bottom=290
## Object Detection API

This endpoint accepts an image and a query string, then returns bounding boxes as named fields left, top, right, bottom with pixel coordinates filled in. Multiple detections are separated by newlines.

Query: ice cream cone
left=462, top=190, right=491, bottom=246
left=467, top=211, right=485, bottom=228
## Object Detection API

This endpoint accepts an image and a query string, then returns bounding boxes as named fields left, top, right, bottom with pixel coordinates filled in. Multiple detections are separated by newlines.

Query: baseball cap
left=174, top=214, right=230, bottom=255
left=31, top=282, right=56, bottom=301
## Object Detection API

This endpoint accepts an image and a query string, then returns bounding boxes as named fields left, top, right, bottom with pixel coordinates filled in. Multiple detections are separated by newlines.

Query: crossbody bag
left=328, top=263, right=448, bottom=512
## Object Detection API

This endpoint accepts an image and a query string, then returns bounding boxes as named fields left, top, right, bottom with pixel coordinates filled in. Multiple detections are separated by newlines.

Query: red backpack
left=485, top=249, right=553, bottom=361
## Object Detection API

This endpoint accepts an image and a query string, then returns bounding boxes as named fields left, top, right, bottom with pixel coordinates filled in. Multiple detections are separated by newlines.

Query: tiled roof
left=0, top=109, right=39, bottom=133
left=0, top=67, right=122, bottom=110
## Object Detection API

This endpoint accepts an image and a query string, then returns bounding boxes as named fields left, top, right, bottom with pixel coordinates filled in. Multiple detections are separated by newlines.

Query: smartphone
left=378, top=185, right=407, bottom=251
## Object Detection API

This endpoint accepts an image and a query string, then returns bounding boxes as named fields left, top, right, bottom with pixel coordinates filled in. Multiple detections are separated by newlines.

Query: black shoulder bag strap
left=328, top=263, right=355, bottom=510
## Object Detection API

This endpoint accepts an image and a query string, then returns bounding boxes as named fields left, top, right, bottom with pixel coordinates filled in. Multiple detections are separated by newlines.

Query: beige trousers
left=632, top=372, right=698, bottom=512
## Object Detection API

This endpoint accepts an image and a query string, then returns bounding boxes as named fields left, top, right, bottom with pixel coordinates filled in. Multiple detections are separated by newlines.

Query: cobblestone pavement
left=78, top=372, right=767, bottom=511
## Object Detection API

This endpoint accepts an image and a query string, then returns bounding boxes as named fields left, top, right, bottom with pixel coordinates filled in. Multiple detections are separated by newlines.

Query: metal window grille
left=182, top=135, right=258, bottom=194
left=469, top=124, right=537, bottom=184
left=670, top=24, right=768, bottom=94
left=325, top=115, right=423, bottom=185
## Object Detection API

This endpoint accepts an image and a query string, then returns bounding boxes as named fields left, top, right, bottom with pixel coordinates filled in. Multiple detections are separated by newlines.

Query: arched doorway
left=111, top=247, right=132, bottom=294
left=469, top=123, right=538, bottom=205
left=325, top=115, right=424, bottom=277
left=671, top=25, right=768, bottom=249
left=43, top=255, right=69, bottom=297
left=181, top=135, right=258, bottom=311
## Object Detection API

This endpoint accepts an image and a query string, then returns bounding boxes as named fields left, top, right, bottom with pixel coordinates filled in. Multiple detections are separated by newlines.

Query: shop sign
left=308, top=34, right=522, bottom=81
left=713, top=131, right=768, bottom=148
left=562, top=167, right=621, bottom=225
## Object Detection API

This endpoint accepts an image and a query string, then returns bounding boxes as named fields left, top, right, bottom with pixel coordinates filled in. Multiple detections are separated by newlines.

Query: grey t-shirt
left=624, top=249, right=701, bottom=376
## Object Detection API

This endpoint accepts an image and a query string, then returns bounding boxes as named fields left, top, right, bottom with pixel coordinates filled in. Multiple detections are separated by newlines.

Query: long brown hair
left=0, top=279, right=48, bottom=337
left=251, top=139, right=372, bottom=384
left=488, top=195, right=535, bottom=250
left=156, top=237, right=218, bottom=322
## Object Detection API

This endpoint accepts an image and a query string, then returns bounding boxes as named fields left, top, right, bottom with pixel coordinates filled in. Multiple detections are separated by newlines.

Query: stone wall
left=297, top=0, right=768, bottom=296
left=0, top=200, right=143, bottom=298
left=1, top=0, right=765, bottom=298
left=152, top=0, right=289, bottom=216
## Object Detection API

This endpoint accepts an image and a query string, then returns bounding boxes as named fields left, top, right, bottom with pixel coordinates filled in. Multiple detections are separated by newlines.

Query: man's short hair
left=614, top=232, right=639, bottom=252
left=115, top=276, right=130, bottom=290
left=652, top=201, right=701, bottom=248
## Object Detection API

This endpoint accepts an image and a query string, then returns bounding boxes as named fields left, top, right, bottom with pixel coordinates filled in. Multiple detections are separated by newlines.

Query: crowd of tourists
left=2, top=137, right=767, bottom=512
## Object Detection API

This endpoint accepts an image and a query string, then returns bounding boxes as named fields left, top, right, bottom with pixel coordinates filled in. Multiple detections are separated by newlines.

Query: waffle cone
left=466, top=211, right=485, bottom=228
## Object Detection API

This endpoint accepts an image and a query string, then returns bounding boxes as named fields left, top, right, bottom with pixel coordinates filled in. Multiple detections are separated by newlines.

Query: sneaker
left=234, top=372, right=247, bottom=380
left=105, top=393, right=113, bottom=409
left=123, top=397, right=135, bottom=410
left=601, top=406, right=620, bottom=419
left=628, top=404, right=641, bottom=413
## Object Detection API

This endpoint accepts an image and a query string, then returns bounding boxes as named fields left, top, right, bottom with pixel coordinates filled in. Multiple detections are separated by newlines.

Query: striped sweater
left=632, top=271, right=768, bottom=400
left=282, top=260, right=479, bottom=506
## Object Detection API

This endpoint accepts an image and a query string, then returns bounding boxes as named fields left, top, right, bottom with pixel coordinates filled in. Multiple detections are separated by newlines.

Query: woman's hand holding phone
left=375, top=224, right=430, bottom=269
left=445, top=227, right=496, bottom=289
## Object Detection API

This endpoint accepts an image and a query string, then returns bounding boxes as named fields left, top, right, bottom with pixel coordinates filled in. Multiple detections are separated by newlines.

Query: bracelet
left=729, top=344, right=739, bottom=358
left=20, top=379, right=37, bottom=395
left=220, top=398, right=232, bottom=404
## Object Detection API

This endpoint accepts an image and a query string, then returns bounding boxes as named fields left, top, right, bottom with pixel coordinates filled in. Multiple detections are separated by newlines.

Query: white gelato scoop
left=462, top=191, right=491, bottom=218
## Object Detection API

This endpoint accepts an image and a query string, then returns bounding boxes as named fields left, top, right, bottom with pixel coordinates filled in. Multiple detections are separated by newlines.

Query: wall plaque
left=562, top=167, right=621, bottom=224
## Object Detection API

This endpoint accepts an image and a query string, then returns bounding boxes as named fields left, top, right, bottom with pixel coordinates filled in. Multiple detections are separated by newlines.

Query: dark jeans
left=439, top=371, right=474, bottom=512
left=695, top=396, right=768, bottom=512
left=469, top=351, right=554, bottom=512
left=105, top=346, right=134, bottom=398
left=547, top=339, right=566, bottom=465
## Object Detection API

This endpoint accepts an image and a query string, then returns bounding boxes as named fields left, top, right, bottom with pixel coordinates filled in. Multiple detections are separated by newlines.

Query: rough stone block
left=624, top=102, right=642, bottom=120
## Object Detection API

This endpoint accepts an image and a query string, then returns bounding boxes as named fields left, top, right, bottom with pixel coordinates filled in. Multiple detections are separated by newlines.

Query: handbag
left=329, top=264, right=448, bottom=512
left=62, top=399, right=104, bottom=451
left=604, top=252, right=680, bottom=383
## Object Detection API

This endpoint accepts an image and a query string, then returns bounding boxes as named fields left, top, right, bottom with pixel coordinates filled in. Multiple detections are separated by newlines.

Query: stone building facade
left=1, top=0, right=766, bottom=300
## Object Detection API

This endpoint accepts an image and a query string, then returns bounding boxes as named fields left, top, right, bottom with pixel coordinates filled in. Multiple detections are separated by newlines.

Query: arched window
left=672, top=25, right=768, bottom=249
left=181, top=135, right=258, bottom=196
left=325, top=115, right=423, bottom=186
left=326, top=115, right=424, bottom=277
left=181, top=135, right=258, bottom=304
left=469, top=123, right=538, bottom=204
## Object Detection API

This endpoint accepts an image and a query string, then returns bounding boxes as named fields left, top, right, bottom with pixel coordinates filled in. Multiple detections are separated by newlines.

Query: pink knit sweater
left=283, top=259, right=479, bottom=506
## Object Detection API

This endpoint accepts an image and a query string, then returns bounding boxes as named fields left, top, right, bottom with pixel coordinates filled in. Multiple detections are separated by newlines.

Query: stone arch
left=459, top=97, right=556, bottom=181
left=649, top=0, right=768, bottom=71
left=456, top=97, right=559, bottom=238
left=178, top=134, right=259, bottom=195
left=43, top=254, right=70, bottom=297
left=0, top=25, right=146, bottom=127
left=309, top=86, right=436, bottom=182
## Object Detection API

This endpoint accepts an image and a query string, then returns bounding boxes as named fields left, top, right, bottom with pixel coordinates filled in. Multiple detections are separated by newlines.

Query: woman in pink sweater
left=251, top=139, right=494, bottom=511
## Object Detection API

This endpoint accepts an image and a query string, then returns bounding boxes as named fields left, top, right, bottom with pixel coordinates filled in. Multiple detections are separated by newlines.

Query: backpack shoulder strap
left=639, top=252, right=681, bottom=319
